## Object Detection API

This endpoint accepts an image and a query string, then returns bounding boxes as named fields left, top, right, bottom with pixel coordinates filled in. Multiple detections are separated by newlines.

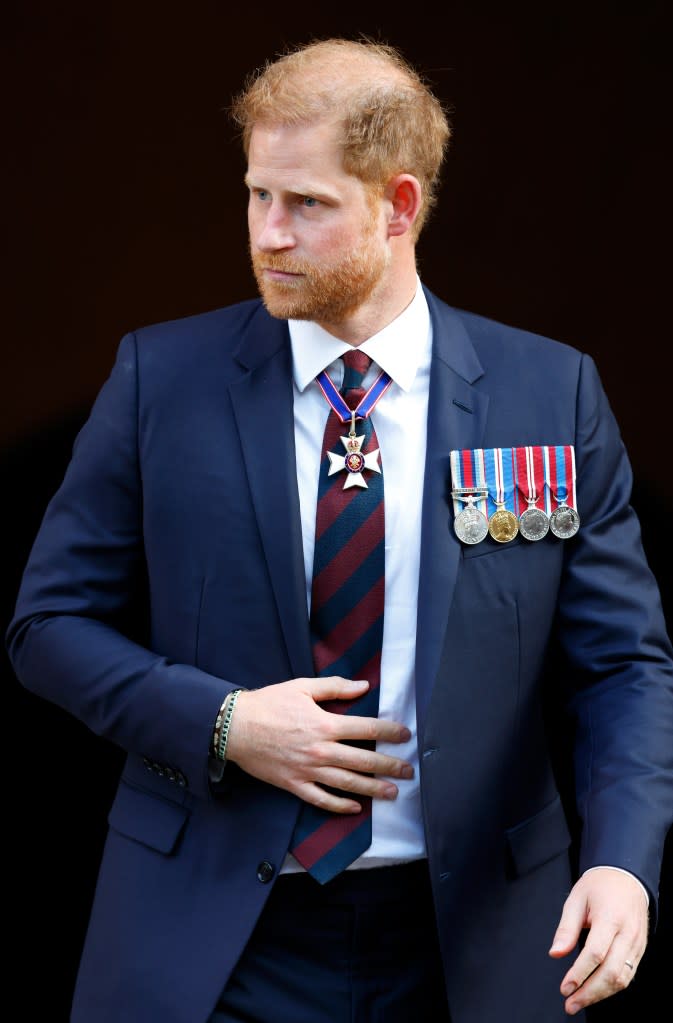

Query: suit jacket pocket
left=506, top=795, right=571, bottom=877
left=461, top=532, right=524, bottom=558
left=108, top=780, right=190, bottom=854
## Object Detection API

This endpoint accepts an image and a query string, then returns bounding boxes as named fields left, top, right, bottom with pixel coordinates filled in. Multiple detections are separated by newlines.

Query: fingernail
left=384, top=785, right=398, bottom=799
left=400, top=726, right=411, bottom=742
left=401, top=765, right=414, bottom=779
left=347, top=679, right=368, bottom=689
left=549, top=942, right=562, bottom=953
left=561, top=982, right=576, bottom=997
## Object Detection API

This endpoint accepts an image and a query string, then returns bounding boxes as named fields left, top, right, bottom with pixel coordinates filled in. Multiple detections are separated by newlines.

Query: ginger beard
left=250, top=206, right=390, bottom=324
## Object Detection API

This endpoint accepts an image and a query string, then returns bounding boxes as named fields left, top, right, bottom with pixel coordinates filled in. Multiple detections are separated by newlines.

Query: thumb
left=549, top=889, right=587, bottom=957
left=306, top=676, right=369, bottom=702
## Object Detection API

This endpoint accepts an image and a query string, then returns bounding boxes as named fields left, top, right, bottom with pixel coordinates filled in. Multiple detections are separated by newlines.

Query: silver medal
left=550, top=501, right=580, bottom=539
left=454, top=504, right=489, bottom=544
left=452, top=488, right=489, bottom=545
left=519, top=501, right=550, bottom=541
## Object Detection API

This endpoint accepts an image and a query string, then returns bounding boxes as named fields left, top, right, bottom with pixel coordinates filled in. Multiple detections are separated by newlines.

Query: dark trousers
left=210, top=859, right=450, bottom=1023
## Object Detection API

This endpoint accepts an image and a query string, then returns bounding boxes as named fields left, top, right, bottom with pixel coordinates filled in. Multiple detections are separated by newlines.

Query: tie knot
left=341, top=350, right=372, bottom=397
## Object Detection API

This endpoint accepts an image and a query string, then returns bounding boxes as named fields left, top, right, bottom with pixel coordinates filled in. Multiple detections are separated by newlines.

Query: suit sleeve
left=557, top=353, right=673, bottom=908
left=5, top=333, right=232, bottom=801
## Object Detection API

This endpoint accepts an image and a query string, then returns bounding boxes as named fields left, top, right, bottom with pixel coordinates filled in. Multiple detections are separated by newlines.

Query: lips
left=261, top=265, right=304, bottom=277
left=259, top=266, right=307, bottom=286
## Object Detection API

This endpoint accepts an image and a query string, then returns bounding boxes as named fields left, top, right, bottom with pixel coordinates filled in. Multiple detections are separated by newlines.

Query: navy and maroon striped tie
left=290, top=349, right=385, bottom=884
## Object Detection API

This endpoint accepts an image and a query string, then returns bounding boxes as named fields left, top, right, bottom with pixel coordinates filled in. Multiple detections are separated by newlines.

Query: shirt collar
left=289, top=276, right=430, bottom=394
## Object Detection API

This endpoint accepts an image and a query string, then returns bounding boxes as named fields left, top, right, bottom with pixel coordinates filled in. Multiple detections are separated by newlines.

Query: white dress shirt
left=281, top=278, right=432, bottom=872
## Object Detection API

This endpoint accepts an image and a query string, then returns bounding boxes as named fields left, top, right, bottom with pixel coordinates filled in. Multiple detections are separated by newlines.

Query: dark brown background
left=3, top=2, right=671, bottom=1019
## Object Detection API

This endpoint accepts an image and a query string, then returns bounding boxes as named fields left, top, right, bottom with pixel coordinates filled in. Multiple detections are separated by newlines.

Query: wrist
left=581, top=865, right=650, bottom=909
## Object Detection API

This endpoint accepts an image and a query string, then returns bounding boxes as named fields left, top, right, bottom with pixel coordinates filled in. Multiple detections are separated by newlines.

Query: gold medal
left=485, top=447, right=518, bottom=542
left=488, top=506, right=519, bottom=543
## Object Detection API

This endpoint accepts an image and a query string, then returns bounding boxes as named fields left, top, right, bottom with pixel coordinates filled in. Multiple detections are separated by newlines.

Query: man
left=6, top=37, right=673, bottom=1023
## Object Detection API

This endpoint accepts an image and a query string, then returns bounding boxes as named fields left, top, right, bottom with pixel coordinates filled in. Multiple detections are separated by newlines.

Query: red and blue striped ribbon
left=543, top=445, right=577, bottom=509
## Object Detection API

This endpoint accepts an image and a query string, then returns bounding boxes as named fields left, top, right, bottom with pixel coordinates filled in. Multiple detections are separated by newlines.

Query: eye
left=301, top=196, right=319, bottom=208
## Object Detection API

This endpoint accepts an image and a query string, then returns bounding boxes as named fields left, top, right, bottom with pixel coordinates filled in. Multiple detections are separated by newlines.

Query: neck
left=316, top=252, right=418, bottom=346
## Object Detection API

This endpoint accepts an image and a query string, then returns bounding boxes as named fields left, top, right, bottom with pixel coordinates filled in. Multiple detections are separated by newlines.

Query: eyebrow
left=244, top=174, right=339, bottom=204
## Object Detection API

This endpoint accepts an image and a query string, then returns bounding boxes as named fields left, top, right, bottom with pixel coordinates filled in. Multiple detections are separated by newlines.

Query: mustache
left=252, top=252, right=312, bottom=275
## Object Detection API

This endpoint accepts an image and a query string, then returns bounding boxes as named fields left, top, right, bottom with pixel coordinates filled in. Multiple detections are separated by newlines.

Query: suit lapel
left=415, top=290, right=489, bottom=737
left=228, top=306, right=314, bottom=679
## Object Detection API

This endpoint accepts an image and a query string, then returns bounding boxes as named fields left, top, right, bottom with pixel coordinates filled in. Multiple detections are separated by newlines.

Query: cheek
left=308, top=222, right=361, bottom=262
left=247, top=198, right=276, bottom=246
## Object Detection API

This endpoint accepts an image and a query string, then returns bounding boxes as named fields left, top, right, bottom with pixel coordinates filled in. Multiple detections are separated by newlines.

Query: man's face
left=246, top=119, right=390, bottom=327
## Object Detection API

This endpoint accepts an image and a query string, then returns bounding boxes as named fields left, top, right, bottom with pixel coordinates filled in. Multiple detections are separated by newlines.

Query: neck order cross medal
left=328, top=409, right=382, bottom=489
left=316, top=364, right=393, bottom=491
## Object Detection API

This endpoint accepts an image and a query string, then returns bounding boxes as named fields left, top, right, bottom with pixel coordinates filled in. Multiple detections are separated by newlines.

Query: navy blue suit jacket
left=7, top=288, right=673, bottom=1023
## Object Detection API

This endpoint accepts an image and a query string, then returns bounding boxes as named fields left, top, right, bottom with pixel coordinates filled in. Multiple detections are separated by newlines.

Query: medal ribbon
left=450, top=448, right=488, bottom=518
left=483, top=447, right=516, bottom=517
left=501, top=447, right=517, bottom=515
left=514, top=446, right=549, bottom=513
left=316, top=366, right=393, bottom=423
left=543, top=445, right=577, bottom=510
left=533, top=445, right=551, bottom=514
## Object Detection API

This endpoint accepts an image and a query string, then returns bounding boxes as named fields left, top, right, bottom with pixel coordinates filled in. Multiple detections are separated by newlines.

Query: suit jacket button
left=256, top=861, right=275, bottom=884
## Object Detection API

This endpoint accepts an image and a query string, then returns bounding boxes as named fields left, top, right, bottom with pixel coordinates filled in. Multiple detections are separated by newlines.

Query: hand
left=225, top=676, right=413, bottom=812
left=548, top=867, right=649, bottom=1015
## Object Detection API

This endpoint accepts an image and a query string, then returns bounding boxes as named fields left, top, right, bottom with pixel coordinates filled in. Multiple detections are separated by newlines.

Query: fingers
left=300, top=769, right=400, bottom=806
left=224, top=677, right=414, bottom=806
left=306, top=676, right=372, bottom=702
left=306, top=675, right=413, bottom=745
left=333, top=710, right=412, bottom=746
left=296, top=763, right=404, bottom=813
left=306, top=678, right=411, bottom=741
left=559, top=929, right=641, bottom=1016
left=292, top=760, right=405, bottom=815
left=295, top=781, right=363, bottom=815
left=549, top=870, right=649, bottom=1015
left=549, top=892, right=586, bottom=958
left=325, top=740, right=414, bottom=780
left=314, top=766, right=401, bottom=801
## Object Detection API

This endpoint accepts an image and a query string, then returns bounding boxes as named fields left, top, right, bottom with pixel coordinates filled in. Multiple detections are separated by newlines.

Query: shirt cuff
left=581, top=865, right=650, bottom=908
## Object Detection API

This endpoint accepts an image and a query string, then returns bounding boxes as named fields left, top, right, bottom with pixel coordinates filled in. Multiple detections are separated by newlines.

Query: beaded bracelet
left=214, top=688, right=244, bottom=764
left=212, top=694, right=230, bottom=758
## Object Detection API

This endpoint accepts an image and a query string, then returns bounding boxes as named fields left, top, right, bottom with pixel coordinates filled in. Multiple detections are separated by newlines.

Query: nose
left=251, top=201, right=296, bottom=253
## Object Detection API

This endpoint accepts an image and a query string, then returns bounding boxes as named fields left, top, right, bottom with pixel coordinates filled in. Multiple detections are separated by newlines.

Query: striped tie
left=290, top=349, right=385, bottom=883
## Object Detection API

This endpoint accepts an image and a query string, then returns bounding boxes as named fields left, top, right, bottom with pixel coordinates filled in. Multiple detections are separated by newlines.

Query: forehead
left=246, top=119, right=352, bottom=187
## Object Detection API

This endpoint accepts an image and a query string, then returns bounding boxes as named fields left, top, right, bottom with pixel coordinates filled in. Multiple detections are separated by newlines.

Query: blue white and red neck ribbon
left=316, top=367, right=393, bottom=423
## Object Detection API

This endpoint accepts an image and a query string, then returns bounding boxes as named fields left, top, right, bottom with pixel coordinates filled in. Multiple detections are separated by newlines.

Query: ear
left=384, top=174, right=423, bottom=237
